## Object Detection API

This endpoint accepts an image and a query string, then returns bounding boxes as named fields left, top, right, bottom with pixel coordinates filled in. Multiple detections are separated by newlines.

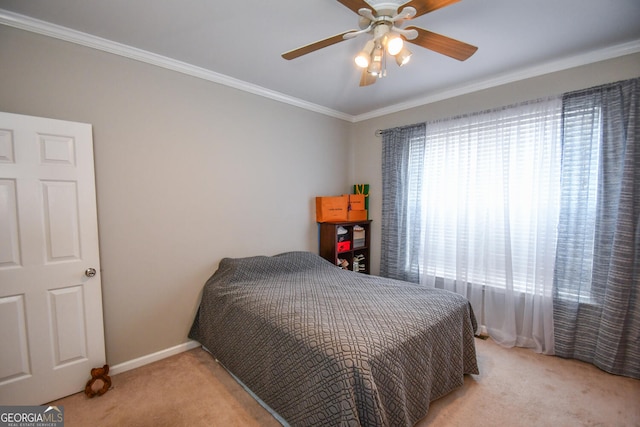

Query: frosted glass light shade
left=395, top=47, right=412, bottom=66
left=387, top=34, right=404, bottom=56
left=354, top=40, right=375, bottom=69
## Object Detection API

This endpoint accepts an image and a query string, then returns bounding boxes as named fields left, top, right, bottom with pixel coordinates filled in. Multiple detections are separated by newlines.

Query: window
left=416, top=99, right=566, bottom=294
left=382, top=78, right=638, bottom=360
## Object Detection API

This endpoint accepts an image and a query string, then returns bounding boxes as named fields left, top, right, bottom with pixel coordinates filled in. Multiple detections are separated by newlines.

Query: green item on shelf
left=354, top=184, right=369, bottom=213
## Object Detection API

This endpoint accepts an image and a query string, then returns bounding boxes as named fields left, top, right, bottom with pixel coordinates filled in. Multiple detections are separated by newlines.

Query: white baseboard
left=109, top=340, right=201, bottom=376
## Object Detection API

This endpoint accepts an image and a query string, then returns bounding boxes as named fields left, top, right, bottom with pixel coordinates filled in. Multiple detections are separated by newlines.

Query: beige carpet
left=50, top=338, right=640, bottom=426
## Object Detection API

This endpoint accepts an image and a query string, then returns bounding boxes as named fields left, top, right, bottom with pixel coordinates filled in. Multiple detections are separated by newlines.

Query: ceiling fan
left=281, top=0, right=478, bottom=86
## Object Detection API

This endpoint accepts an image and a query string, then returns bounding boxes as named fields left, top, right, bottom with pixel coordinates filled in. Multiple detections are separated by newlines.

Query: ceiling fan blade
left=400, top=0, right=460, bottom=18
left=337, top=0, right=374, bottom=15
left=405, top=26, right=477, bottom=61
left=282, top=31, right=355, bottom=60
left=359, top=70, right=377, bottom=87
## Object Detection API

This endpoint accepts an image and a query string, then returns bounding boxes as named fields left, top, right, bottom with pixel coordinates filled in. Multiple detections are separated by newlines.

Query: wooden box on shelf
left=318, top=220, right=372, bottom=274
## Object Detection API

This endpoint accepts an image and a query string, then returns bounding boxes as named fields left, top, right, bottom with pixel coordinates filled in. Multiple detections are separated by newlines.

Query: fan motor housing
left=371, top=2, right=403, bottom=16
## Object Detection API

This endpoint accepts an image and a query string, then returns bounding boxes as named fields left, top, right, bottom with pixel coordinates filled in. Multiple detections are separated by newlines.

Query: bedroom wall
left=0, top=25, right=352, bottom=365
left=349, top=52, right=640, bottom=275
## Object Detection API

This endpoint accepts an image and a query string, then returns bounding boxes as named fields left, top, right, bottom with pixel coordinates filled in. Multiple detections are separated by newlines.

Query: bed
left=189, top=251, right=478, bottom=426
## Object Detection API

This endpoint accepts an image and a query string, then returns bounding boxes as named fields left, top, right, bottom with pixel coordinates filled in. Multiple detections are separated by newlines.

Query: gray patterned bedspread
left=189, top=252, right=478, bottom=426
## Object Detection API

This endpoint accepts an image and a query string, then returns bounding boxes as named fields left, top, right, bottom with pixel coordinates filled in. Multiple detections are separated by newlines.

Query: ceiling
left=1, top=0, right=639, bottom=121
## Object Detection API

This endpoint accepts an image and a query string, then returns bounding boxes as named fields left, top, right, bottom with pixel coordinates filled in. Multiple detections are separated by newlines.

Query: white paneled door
left=0, top=112, right=105, bottom=405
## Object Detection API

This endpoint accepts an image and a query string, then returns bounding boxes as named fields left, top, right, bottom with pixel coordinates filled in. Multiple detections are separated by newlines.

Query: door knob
left=85, top=268, right=97, bottom=277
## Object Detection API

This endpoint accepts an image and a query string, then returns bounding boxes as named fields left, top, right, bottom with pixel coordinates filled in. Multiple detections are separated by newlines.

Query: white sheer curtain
left=417, top=98, right=562, bottom=354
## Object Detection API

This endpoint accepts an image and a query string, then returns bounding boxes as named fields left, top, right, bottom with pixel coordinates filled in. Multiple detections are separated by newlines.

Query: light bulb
left=395, top=47, right=412, bottom=66
left=355, top=54, right=369, bottom=68
left=354, top=40, right=375, bottom=69
left=386, top=34, right=404, bottom=56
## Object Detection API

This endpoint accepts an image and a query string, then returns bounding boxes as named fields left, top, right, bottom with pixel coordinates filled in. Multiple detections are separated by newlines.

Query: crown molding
left=2, top=9, right=638, bottom=124
left=0, top=9, right=354, bottom=122
left=353, top=39, right=640, bottom=122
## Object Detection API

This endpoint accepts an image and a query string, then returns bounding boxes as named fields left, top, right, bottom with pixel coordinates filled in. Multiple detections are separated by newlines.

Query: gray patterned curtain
left=380, top=123, right=425, bottom=282
left=554, top=77, right=640, bottom=378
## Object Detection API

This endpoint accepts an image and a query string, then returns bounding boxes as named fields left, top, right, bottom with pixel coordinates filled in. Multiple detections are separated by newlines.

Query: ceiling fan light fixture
left=386, top=33, right=404, bottom=56
left=367, top=61, right=382, bottom=76
left=354, top=39, right=375, bottom=68
left=367, top=44, right=384, bottom=76
left=354, top=53, right=370, bottom=68
left=395, top=46, right=412, bottom=66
